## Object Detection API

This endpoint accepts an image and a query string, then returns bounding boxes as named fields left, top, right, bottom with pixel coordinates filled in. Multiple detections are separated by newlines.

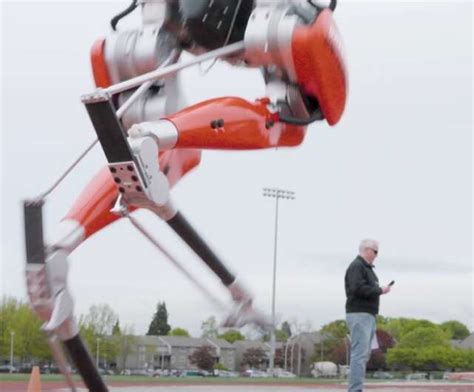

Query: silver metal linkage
left=115, top=49, right=180, bottom=118
left=105, top=41, right=245, bottom=96
left=35, top=138, right=100, bottom=202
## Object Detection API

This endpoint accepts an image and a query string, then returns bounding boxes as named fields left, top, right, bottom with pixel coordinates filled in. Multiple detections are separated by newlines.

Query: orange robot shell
left=66, top=38, right=305, bottom=239
left=90, top=38, right=112, bottom=88
left=292, top=9, right=347, bottom=126
left=167, top=97, right=306, bottom=150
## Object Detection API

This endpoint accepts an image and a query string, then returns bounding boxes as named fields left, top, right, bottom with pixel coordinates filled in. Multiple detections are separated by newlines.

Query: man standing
left=345, top=239, right=391, bottom=392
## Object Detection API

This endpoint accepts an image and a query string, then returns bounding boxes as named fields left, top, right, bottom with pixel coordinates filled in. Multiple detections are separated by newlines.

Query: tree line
left=1, top=296, right=472, bottom=373
left=311, top=316, right=474, bottom=372
left=0, top=297, right=249, bottom=367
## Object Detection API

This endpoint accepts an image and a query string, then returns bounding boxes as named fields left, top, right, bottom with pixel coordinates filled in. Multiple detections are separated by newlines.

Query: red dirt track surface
left=1, top=381, right=474, bottom=392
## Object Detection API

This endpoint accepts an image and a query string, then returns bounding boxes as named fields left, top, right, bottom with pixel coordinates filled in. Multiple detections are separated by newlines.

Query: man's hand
left=381, top=285, right=391, bottom=295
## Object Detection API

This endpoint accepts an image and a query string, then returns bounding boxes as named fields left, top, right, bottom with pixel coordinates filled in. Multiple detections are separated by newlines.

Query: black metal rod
left=167, top=212, right=236, bottom=286
left=84, top=97, right=135, bottom=164
left=64, top=335, right=109, bottom=392
left=23, top=200, right=108, bottom=391
left=23, top=200, right=46, bottom=264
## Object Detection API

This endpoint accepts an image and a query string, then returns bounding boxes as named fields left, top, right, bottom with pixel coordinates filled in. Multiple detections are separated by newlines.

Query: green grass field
left=0, top=374, right=342, bottom=385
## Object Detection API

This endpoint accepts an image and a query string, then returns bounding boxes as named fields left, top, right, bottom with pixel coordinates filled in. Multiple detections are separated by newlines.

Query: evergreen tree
left=281, top=321, right=292, bottom=338
left=112, top=320, right=121, bottom=336
left=147, top=302, right=171, bottom=336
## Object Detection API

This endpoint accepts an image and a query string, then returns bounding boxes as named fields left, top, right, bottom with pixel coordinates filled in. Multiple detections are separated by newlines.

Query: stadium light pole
left=346, top=334, right=351, bottom=367
left=9, top=331, right=14, bottom=373
left=96, top=337, right=101, bottom=368
left=263, top=187, right=295, bottom=375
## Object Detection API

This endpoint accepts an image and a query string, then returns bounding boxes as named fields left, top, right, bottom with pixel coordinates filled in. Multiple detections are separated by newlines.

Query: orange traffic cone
left=27, top=366, right=41, bottom=392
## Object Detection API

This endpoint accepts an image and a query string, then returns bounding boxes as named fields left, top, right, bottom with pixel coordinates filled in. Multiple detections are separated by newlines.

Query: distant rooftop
left=460, top=333, right=474, bottom=349
left=135, top=335, right=235, bottom=349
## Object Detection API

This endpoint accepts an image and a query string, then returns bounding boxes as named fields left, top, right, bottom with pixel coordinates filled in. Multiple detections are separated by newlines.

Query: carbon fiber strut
left=64, top=336, right=108, bottom=392
left=24, top=200, right=46, bottom=265
left=167, top=212, right=236, bottom=286
left=83, top=92, right=137, bottom=164
left=23, top=201, right=108, bottom=392
left=82, top=91, right=237, bottom=287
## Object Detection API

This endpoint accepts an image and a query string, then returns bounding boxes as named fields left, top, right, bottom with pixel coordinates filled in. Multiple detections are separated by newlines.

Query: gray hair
left=359, top=238, right=379, bottom=252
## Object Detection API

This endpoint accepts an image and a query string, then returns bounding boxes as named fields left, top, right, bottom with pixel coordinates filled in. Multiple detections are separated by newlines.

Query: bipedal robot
left=23, top=0, right=347, bottom=389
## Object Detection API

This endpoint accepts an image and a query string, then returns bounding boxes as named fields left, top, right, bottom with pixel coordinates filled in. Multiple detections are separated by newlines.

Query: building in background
left=451, top=333, right=474, bottom=350
left=121, top=334, right=329, bottom=373
left=122, top=336, right=235, bottom=371
left=233, top=340, right=286, bottom=372
left=234, top=340, right=270, bottom=371
left=285, top=332, right=325, bottom=376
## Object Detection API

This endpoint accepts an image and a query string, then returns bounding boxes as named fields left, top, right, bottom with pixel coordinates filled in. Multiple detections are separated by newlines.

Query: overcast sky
left=1, top=1, right=472, bottom=338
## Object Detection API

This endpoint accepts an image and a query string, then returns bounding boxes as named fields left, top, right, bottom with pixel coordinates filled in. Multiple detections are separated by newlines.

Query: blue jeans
left=346, top=313, right=376, bottom=392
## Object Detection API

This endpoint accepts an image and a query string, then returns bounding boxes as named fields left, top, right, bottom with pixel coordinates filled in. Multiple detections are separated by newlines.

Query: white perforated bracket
left=108, top=161, right=152, bottom=207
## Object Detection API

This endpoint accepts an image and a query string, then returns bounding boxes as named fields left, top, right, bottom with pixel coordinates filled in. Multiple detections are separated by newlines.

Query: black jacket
left=345, top=255, right=382, bottom=315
